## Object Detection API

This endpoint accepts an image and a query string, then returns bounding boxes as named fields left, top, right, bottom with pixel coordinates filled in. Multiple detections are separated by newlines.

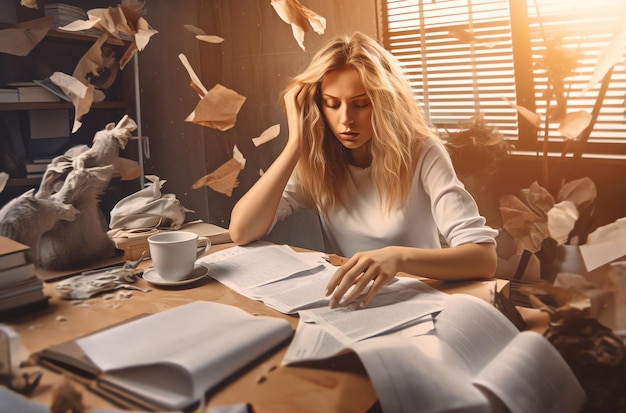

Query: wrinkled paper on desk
left=109, top=175, right=194, bottom=230
left=55, top=265, right=146, bottom=300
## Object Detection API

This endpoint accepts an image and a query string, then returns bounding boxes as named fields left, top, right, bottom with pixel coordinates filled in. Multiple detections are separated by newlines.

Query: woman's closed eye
left=322, top=98, right=371, bottom=109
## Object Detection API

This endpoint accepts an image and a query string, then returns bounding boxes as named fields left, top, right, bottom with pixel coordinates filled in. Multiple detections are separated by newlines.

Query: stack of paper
left=44, top=3, right=88, bottom=29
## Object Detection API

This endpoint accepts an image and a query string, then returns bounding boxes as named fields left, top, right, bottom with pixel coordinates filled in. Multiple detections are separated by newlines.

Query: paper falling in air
left=582, top=28, right=626, bottom=93
left=20, top=0, right=38, bottom=9
left=192, top=146, right=246, bottom=197
left=186, top=84, right=247, bottom=131
left=558, top=110, right=592, bottom=140
left=112, top=157, right=143, bottom=181
left=252, top=124, right=281, bottom=146
left=179, top=53, right=246, bottom=131
left=59, top=5, right=158, bottom=69
left=270, top=0, right=326, bottom=51
left=501, top=97, right=542, bottom=128
left=0, top=16, right=52, bottom=56
left=49, top=71, right=93, bottom=133
left=183, top=24, right=225, bottom=44
left=178, top=53, right=208, bottom=97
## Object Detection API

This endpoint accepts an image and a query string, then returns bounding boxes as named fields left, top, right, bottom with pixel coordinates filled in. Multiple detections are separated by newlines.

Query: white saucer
left=143, top=264, right=208, bottom=286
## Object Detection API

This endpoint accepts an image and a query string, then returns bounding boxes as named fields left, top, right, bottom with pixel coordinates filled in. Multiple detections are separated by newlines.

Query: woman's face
left=320, top=67, right=374, bottom=167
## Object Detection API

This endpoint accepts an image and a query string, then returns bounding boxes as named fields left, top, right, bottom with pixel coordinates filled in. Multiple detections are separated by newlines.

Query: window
left=378, top=0, right=626, bottom=157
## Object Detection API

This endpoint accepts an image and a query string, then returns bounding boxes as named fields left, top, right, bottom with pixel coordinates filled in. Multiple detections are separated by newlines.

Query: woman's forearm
left=229, top=141, right=300, bottom=245
left=394, top=243, right=497, bottom=280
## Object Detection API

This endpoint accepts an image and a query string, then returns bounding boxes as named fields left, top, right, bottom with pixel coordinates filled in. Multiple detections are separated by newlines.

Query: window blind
left=379, top=0, right=626, bottom=156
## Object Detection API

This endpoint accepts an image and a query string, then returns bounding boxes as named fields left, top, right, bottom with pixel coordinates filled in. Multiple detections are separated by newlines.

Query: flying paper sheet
left=192, top=146, right=246, bottom=197
left=0, top=17, right=52, bottom=56
left=59, top=5, right=158, bottom=69
left=186, top=84, right=247, bottom=131
left=252, top=124, right=281, bottom=146
left=270, top=0, right=326, bottom=51
left=49, top=72, right=93, bottom=133
left=178, top=53, right=246, bottom=131
left=183, top=24, right=225, bottom=44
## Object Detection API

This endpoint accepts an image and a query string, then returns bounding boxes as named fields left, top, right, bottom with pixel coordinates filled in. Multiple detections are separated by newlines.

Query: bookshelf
left=0, top=1, right=146, bottom=212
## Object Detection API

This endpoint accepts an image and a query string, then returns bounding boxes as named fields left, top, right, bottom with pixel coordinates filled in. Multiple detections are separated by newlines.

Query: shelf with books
left=0, top=0, right=143, bottom=210
left=0, top=101, right=131, bottom=111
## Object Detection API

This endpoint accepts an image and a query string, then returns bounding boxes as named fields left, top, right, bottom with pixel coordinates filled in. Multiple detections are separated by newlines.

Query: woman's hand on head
left=325, top=247, right=400, bottom=309
left=284, top=83, right=307, bottom=146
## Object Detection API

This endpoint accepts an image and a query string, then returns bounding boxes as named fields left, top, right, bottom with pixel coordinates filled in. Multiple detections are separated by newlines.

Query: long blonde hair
left=281, top=32, right=438, bottom=213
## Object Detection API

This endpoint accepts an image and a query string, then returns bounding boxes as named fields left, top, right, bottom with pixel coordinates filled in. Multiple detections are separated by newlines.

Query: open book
left=38, top=301, right=293, bottom=411
left=349, top=294, right=586, bottom=413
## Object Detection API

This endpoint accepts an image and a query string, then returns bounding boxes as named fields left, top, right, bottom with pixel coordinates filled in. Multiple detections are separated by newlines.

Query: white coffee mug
left=148, top=231, right=210, bottom=281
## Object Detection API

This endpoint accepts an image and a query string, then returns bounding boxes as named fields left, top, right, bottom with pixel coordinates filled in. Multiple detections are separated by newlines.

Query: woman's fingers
left=327, top=257, right=378, bottom=308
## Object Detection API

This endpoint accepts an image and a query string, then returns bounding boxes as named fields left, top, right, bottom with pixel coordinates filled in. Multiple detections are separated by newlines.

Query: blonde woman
left=230, top=32, right=498, bottom=309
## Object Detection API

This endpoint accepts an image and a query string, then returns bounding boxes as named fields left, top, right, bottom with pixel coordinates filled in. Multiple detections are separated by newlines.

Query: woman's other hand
left=325, top=247, right=400, bottom=309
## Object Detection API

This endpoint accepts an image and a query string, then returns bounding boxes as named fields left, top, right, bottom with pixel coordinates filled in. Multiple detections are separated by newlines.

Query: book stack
left=0, top=88, right=19, bottom=103
left=8, top=83, right=61, bottom=103
left=24, top=160, right=51, bottom=179
left=44, top=3, right=88, bottom=29
left=0, top=237, right=48, bottom=317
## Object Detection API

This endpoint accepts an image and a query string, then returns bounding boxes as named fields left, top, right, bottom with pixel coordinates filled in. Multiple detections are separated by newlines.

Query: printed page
left=243, top=262, right=335, bottom=313
left=283, top=314, right=435, bottom=364
left=282, top=278, right=447, bottom=364
left=434, top=294, right=586, bottom=413
left=473, top=331, right=586, bottom=413
left=433, top=294, right=519, bottom=376
left=299, top=277, right=448, bottom=343
left=197, top=243, right=325, bottom=290
left=352, top=335, right=492, bottom=413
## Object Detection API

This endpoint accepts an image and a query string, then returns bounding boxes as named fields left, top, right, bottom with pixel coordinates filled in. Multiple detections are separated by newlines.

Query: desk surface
left=5, top=243, right=549, bottom=413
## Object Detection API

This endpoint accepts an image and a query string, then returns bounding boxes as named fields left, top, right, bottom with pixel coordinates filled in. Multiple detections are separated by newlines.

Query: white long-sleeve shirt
left=273, top=138, right=497, bottom=257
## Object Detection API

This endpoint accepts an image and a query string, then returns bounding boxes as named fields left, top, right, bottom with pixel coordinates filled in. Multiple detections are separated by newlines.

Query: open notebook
left=38, top=301, right=293, bottom=411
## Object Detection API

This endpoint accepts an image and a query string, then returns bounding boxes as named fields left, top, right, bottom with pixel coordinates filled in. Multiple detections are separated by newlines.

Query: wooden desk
left=5, top=243, right=548, bottom=413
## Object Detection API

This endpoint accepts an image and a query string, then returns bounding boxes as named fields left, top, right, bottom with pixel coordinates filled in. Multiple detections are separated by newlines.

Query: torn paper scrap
left=20, top=0, right=38, bottom=9
left=179, top=53, right=208, bottom=97
left=186, top=84, right=246, bottom=131
left=252, top=124, right=281, bottom=147
left=0, top=16, right=52, bottom=56
left=579, top=218, right=626, bottom=272
left=192, top=146, right=246, bottom=196
left=59, top=5, right=157, bottom=69
left=72, top=34, right=108, bottom=85
left=271, top=0, right=326, bottom=51
left=49, top=71, right=94, bottom=133
left=183, top=24, right=225, bottom=43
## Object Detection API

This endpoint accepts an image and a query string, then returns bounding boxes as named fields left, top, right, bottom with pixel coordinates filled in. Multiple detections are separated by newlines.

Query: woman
left=230, top=32, right=498, bottom=309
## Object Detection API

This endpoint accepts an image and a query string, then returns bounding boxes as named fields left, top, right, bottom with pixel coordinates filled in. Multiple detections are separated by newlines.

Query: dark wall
left=140, top=1, right=377, bottom=233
